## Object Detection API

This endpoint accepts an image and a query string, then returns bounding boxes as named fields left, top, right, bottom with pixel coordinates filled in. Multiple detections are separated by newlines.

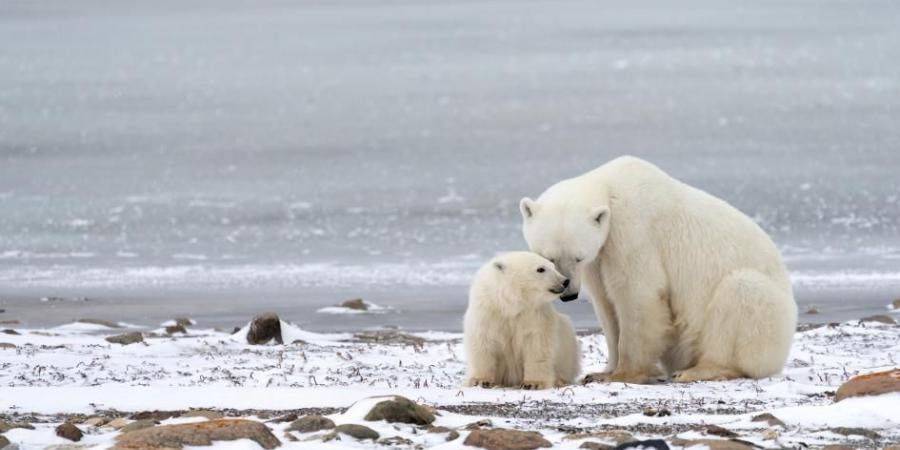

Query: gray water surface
left=1, top=0, right=899, bottom=330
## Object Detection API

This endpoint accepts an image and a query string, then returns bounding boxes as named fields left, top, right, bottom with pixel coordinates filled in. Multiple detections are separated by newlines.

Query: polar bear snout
left=550, top=278, right=570, bottom=295
left=560, top=292, right=579, bottom=302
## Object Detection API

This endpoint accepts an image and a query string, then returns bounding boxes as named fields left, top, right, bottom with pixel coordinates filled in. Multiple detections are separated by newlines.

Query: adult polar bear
left=519, top=156, right=797, bottom=383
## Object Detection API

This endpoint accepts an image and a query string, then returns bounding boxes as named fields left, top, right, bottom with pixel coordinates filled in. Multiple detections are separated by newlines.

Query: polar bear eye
left=576, top=258, right=583, bottom=263
left=536, top=267, right=545, bottom=273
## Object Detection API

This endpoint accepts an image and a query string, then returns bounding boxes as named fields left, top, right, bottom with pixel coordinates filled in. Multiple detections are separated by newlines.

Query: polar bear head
left=477, top=252, right=570, bottom=311
left=519, top=197, right=610, bottom=302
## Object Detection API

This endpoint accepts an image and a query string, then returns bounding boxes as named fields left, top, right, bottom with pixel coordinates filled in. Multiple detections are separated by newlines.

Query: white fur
left=520, top=156, right=797, bottom=383
left=464, top=252, right=581, bottom=389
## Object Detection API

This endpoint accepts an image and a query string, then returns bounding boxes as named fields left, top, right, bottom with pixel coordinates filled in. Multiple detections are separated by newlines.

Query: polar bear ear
left=590, top=206, right=610, bottom=227
left=519, top=197, right=538, bottom=219
left=493, top=261, right=505, bottom=272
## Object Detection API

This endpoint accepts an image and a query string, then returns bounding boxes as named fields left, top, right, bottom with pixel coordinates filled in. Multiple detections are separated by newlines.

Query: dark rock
left=363, top=395, right=435, bottom=425
left=173, top=318, right=194, bottom=327
left=860, top=314, right=897, bottom=325
left=835, top=368, right=900, bottom=402
left=232, top=327, right=241, bottom=334
left=286, top=415, right=335, bottom=433
left=340, top=298, right=369, bottom=310
left=463, top=428, right=552, bottom=450
left=0, top=342, right=15, bottom=349
left=106, top=332, right=144, bottom=345
left=331, top=424, right=379, bottom=441
left=428, top=426, right=460, bottom=441
left=703, top=424, right=739, bottom=438
left=165, top=325, right=187, bottom=335
left=805, top=307, right=820, bottom=314
left=751, top=412, right=786, bottom=428
left=55, top=423, right=83, bottom=442
left=830, top=426, right=881, bottom=440
left=612, top=440, right=670, bottom=450
left=353, top=329, right=425, bottom=346
left=1, top=329, right=19, bottom=335
left=246, top=313, right=282, bottom=345
left=464, top=419, right=493, bottom=430
left=113, top=419, right=280, bottom=449
left=77, top=318, right=122, bottom=328
left=130, top=410, right=182, bottom=421
left=580, top=443, right=614, bottom=450
left=119, top=420, right=158, bottom=433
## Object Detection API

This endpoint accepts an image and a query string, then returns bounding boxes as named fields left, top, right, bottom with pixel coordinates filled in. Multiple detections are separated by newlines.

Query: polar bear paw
left=467, top=378, right=494, bottom=388
left=521, top=380, right=552, bottom=390
left=672, top=365, right=741, bottom=383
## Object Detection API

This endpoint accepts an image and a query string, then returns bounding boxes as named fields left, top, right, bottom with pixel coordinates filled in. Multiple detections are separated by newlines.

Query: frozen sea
left=1, top=0, right=898, bottom=331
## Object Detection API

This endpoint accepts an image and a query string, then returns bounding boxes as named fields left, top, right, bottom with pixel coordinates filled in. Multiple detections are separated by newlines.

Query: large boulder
left=114, top=419, right=280, bottom=449
left=55, top=423, right=83, bottom=442
left=364, top=396, right=435, bottom=425
left=463, top=428, right=552, bottom=450
left=834, top=368, right=900, bottom=402
left=247, top=313, right=283, bottom=345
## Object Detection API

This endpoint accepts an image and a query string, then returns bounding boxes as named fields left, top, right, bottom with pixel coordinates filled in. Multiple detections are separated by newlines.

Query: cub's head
left=519, top=197, right=611, bottom=302
left=481, top=252, right=569, bottom=308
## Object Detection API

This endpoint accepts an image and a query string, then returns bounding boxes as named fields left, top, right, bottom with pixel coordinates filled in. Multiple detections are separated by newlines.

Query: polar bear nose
left=562, top=279, right=570, bottom=288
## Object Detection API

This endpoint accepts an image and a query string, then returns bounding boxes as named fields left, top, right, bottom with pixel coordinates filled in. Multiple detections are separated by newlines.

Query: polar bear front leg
left=465, top=349, right=498, bottom=388
left=521, top=329, right=556, bottom=390
left=583, top=268, right=619, bottom=380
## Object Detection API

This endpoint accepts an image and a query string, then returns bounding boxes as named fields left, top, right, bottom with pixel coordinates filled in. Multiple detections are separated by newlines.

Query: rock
left=464, top=419, right=493, bottom=430
left=363, top=395, right=435, bottom=425
left=286, top=415, right=335, bottom=433
left=580, top=443, right=614, bottom=450
left=55, top=423, right=83, bottom=442
left=266, top=413, right=297, bottom=423
left=353, top=329, right=425, bottom=346
left=82, top=417, right=109, bottom=427
left=835, top=368, right=900, bottom=402
left=105, top=418, right=131, bottom=429
left=0, top=436, right=8, bottom=449
left=165, top=325, right=187, bottom=335
left=669, top=438, right=748, bottom=450
left=750, top=412, right=786, bottom=428
left=0, top=343, right=15, bottom=349
left=892, top=299, right=900, bottom=310
left=0, top=420, right=34, bottom=432
left=119, top=420, right=158, bottom=433
left=246, top=313, right=283, bottom=345
left=642, top=407, right=671, bottom=417
left=331, top=424, right=379, bottom=441
left=0, top=320, right=19, bottom=325
left=830, top=426, right=881, bottom=440
left=77, top=318, right=122, bottom=328
left=564, top=430, right=634, bottom=445
left=379, top=436, right=413, bottom=446
left=130, top=410, right=182, bottom=421
left=428, top=426, right=460, bottom=441
left=806, top=307, right=819, bottom=314
left=173, top=318, right=194, bottom=327
left=340, top=298, right=369, bottom=310
left=113, top=419, right=280, bottom=449
left=180, top=410, right=223, bottom=420
left=106, top=332, right=144, bottom=345
left=612, top=440, right=670, bottom=450
left=463, top=428, right=552, bottom=450
left=1, top=329, right=19, bottom=335
left=860, top=314, right=897, bottom=325
left=703, top=424, right=739, bottom=438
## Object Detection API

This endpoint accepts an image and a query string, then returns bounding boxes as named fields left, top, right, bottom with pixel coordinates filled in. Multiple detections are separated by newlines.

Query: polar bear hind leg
left=673, top=269, right=796, bottom=383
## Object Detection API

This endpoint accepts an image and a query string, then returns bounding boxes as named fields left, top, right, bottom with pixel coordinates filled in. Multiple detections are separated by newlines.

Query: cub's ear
left=519, top=197, right=537, bottom=219
left=590, top=206, right=610, bottom=227
left=493, top=261, right=505, bottom=272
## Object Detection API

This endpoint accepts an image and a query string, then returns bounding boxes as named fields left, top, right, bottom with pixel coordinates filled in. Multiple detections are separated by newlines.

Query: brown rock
left=805, top=307, right=820, bottom=314
left=703, top=424, right=739, bottom=438
left=0, top=436, right=9, bottom=449
left=1, top=329, right=19, bottom=335
left=56, top=423, right=84, bottom=442
left=428, top=426, right=460, bottom=441
left=891, top=299, right=900, bottom=310
left=670, top=438, right=750, bottom=450
left=165, top=325, right=187, bottom=335
left=363, top=395, right=435, bottom=425
left=331, top=424, right=379, bottom=441
left=830, top=426, right=881, bottom=440
left=114, top=419, right=280, bottom=449
left=750, top=412, right=786, bottom=428
left=106, top=332, right=144, bottom=345
left=119, top=420, right=158, bottom=433
left=246, top=313, right=283, bottom=345
left=77, top=318, right=122, bottom=328
left=835, top=368, right=900, bottom=402
left=463, top=428, right=552, bottom=450
left=860, top=314, right=897, bottom=325
left=286, top=415, right=335, bottom=433
left=0, top=342, right=15, bottom=349
left=130, top=410, right=182, bottom=421
left=180, top=410, right=223, bottom=420
left=340, top=298, right=369, bottom=310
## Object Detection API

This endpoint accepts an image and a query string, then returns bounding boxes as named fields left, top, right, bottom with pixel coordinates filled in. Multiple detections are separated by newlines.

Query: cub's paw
left=521, top=380, right=552, bottom=390
left=581, top=371, right=612, bottom=385
left=467, top=378, right=494, bottom=388
left=584, top=371, right=656, bottom=385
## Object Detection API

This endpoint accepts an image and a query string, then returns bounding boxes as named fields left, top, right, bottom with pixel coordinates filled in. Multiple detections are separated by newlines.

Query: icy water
left=1, top=0, right=899, bottom=331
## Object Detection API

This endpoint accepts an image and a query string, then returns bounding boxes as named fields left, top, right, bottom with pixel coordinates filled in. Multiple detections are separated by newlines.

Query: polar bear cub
left=464, top=252, right=580, bottom=389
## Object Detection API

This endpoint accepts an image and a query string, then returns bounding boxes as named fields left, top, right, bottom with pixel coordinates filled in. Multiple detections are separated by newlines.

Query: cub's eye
left=548, top=258, right=555, bottom=263
left=536, top=267, right=545, bottom=273
left=576, top=258, right=583, bottom=263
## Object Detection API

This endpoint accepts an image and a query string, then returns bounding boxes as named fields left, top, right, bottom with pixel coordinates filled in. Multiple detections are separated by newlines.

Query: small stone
left=165, top=325, right=187, bottom=335
left=860, top=314, right=897, bottom=325
left=703, top=424, right=739, bottom=438
left=363, top=395, right=435, bottom=425
left=2, top=329, right=19, bottom=335
left=428, top=426, right=460, bottom=441
left=0, top=342, right=15, bottom=349
left=246, top=313, right=282, bottom=345
left=835, top=368, right=900, bottom=402
left=463, top=428, right=552, bottom=450
left=119, top=420, right=157, bottom=433
left=82, top=417, right=109, bottom=427
left=106, top=332, right=143, bottom=345
left=806, top=307, right=820, bottom=314
left=105, top=418, right=130, bottom=429
left=113, top=419, right=280, bottom=449
left=581, top=443, right=614, bottom=450
left=464, top=419, right=493, bottom=430
left=830, top=426, right=881, bottom=440
left=179, top=410, right=223, bottom=420
left=340, top=298, right=369, bottom=310
left=287, top=415, right=335, bottom=433
left=55, top=423, right=83, bottom=442
left=379, top=436, right=413, bottom=446
left=750, top=412, right=786, bottom=428
left=77, top=318, right=122, bottom=328
left=332, top=424, right=379, bottom=441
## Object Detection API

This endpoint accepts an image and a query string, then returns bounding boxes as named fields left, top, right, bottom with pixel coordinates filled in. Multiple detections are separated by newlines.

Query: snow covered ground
left=1, top=318, right=898, bottom=449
